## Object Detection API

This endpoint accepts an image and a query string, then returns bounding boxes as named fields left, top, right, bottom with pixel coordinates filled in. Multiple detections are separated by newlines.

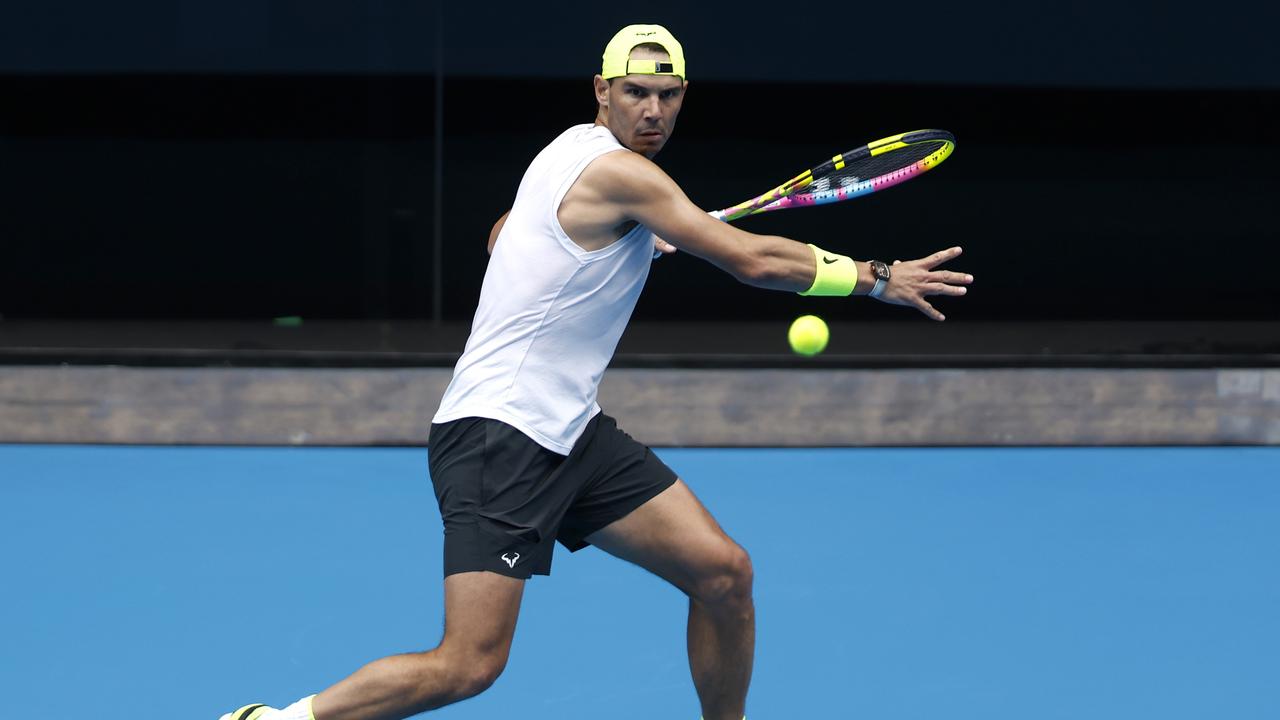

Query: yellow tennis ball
left=788, top=315, right=829, bottom=356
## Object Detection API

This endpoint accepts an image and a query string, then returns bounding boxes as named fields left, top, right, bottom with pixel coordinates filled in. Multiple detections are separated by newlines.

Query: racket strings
left=809, top=141, right=947, bottom=193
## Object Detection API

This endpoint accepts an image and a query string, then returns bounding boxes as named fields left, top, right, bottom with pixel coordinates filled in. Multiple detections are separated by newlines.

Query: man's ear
left=593, top=75, right=609, bottom=107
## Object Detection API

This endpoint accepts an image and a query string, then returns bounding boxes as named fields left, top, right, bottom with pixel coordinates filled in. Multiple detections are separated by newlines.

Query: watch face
left=872, top=261, right=891, bottom=281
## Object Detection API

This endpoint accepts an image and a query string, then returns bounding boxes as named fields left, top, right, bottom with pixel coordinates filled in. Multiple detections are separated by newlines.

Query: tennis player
left=221, top=23, right=971, bottom=720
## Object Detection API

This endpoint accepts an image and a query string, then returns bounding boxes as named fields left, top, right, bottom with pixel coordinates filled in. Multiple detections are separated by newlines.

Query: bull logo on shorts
left=501, top=552, right=520, bottom=568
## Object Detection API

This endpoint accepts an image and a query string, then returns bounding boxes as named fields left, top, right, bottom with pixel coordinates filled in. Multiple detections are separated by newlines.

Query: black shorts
left=427, top=412, right=678, bottom=579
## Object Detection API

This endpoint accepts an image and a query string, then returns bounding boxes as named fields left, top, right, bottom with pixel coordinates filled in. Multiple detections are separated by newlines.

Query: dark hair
left=606, top=42, right=672, bottom=86
left=630, top=41, right=669, bottom=55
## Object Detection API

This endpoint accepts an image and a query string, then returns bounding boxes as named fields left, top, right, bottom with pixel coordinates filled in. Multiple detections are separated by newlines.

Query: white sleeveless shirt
left=432, top=124, right=654, bottom=454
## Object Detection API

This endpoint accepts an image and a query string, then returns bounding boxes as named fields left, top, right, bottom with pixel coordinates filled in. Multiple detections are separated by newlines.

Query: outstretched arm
left=586, top=151, right=847, bottom=291
left=590, top=151, right=972, bottom=319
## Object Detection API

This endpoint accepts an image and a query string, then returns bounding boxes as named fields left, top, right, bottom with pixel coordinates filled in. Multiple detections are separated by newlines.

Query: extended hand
left=876, top=246, right=972, bottom=321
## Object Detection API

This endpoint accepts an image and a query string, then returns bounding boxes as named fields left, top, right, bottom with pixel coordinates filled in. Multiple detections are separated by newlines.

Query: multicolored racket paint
left=710, top=129, right=955, bottom=222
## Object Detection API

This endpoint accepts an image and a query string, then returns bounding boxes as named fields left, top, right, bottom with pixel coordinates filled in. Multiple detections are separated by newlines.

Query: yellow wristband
left=798, top=244, right=858, bottom=296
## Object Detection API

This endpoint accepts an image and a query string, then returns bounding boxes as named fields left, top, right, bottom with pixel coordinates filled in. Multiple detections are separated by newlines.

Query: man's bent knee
left=455, top=655, right=506, bottom=699
left=430, top=646, right=510, bottom=702
left=691, top=543, right=754, bottom=606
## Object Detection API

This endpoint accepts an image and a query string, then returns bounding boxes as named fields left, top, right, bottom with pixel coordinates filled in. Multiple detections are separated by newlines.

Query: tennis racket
left=709, top=129, right=955, bottom=222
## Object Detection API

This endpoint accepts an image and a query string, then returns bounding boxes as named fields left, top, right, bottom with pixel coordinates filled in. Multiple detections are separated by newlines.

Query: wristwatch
left=868, top=260, right=891, bottom=298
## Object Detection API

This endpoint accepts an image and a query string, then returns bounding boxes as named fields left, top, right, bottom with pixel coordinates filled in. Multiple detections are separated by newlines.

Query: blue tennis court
left=2, top=445, right=1277, bottom=719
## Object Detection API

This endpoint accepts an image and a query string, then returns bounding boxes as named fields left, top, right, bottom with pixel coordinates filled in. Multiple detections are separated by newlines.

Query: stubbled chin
left=631, top=136, right=664, bottom=156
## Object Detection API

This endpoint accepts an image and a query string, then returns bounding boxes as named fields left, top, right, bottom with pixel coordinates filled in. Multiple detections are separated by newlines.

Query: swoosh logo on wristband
left=822, top=256, right=838, bottom=264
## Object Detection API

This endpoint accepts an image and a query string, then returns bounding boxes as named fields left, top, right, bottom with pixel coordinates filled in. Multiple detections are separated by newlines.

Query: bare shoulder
left=564, top=146, right=732, bottom=260
left=576, top=149, right=676, bottom=203
left=558, top=149, right=674, bottom=251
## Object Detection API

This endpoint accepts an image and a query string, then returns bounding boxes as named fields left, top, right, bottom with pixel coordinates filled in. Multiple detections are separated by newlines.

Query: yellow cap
left=601, top=24, right=686, bottom=80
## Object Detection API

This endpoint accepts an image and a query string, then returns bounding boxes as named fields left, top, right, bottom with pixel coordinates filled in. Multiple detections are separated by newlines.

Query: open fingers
left=918, top=246, right=963, bottom=270
left=913, top=298, right=945, bottom=321
left=924, top=282, right=968, bottom=297
left=928, top=269, right=973, bottom=285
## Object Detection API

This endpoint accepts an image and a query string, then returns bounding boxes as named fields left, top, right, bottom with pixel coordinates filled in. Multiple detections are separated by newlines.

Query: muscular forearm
left=739, top=235, right=875, bottom=295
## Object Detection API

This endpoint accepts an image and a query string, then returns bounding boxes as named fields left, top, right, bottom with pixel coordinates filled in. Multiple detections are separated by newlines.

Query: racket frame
left=709, top=129, right=955, bottom=222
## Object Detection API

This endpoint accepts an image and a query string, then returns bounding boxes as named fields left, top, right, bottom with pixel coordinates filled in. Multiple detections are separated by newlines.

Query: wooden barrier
left=1, top=366, right=1278, bottom=446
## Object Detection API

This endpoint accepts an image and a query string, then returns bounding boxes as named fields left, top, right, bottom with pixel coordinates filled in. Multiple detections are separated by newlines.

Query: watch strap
left=868, top=260, right=890, bottom=298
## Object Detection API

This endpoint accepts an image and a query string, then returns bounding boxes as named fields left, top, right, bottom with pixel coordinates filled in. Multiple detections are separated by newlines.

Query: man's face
left=594, top=48, right=688, bottom=158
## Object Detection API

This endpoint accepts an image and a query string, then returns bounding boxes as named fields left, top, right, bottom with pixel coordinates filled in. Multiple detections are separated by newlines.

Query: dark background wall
left=2, top=1, right=1278, bottom=327
left=4, top=1, right=1278, bottom=87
